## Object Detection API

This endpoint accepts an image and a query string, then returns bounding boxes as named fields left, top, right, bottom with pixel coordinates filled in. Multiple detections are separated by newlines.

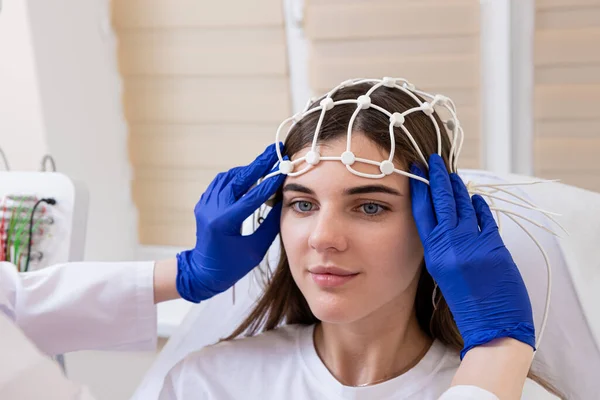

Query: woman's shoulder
left=182, top=323, right=311, bottom=371
left=160, top=324, right=316, bottom=399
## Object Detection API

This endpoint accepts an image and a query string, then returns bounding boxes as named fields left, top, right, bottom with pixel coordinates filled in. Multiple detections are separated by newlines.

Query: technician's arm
left=410, top=156, right=536, bottom=400
left=0, top=259, right=178, bottom=357
left=439, top=338, right=532, bottom=399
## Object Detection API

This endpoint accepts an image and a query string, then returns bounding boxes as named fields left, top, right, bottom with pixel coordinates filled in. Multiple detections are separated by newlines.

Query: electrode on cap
left=279, top=160, right=294, bottom=174
left=380, top=160, right=395, bottom=175
left=382, top=77, right=396, bottom=88
left=446, top=119, right=457, bottom=131
left=305, top=150, right=320, bottom=166
left=390, top=112, right=405, bottom=127
left=403, top=82, right=415, bottom=91
left=341, top=151, right=355, bottom=165
left=357, top=95, right=371, bottom=109
left=421, top=102, right=434, bottom=116
left=434, top=94, right=449, bottom=107
left=320, top=97, right=334, bottom=111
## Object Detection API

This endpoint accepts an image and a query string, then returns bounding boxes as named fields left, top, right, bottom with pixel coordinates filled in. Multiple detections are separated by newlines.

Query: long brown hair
left=226, top=82, right=562, bottom=397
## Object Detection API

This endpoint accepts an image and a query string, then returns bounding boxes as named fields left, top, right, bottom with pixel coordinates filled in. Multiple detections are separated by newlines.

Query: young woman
left=165, top=82, right=559, bottom=399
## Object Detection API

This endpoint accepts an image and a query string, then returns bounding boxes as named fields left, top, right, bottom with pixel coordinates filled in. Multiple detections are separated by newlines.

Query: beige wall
left=304, top=0, right=482, bottom=169
left=111, top=0, right=600, bottom=249
left=111, top=0, right=291, bottom=247
left=534, top=0, right=600, bottom=192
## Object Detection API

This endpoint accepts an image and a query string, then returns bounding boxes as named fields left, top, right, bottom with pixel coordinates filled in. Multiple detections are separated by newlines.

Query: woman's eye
left=361, top=203, right=384, bottom=215
left=293, top=201, right=314, bottom=212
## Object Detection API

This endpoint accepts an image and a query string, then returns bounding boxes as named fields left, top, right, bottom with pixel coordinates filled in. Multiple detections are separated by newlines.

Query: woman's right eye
left=291, top=201, right=314, bottom=213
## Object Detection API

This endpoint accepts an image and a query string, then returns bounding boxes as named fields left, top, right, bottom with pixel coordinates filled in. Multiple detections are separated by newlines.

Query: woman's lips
left=309, top=266, right=359, bottom=288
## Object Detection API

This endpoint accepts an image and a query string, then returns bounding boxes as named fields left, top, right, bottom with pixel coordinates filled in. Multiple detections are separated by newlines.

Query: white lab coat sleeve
left=437, top=386, right=499, bottom=400
left=0, top=311, right=97, bottom=400
left=0, top=261, right=158, bottom=356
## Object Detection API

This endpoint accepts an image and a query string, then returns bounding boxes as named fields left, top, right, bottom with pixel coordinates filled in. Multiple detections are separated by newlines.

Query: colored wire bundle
left=24, top=198, right=56, bottom=272
left=0, top=196, right=56, bottom=271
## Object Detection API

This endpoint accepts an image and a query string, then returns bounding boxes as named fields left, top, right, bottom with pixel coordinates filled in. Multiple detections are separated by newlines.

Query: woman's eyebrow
left=282, top=183, right=402, bottom=196
left=283, top=183, right=314, bottom=195
left=344, top=185, right=402, bottom=196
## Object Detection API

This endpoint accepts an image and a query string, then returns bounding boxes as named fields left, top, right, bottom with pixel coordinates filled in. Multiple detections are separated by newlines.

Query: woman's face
left=280, top=134, right=424, bottom=324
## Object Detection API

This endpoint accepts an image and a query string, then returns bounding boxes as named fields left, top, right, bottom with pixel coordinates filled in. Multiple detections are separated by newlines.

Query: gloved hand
left=409, top=154, right=535, bottom=359
left=176, top=143, right=286, bottom=303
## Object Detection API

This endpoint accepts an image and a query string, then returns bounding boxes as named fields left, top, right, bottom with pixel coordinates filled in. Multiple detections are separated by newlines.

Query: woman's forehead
left=285, top=134, right=409, bottom=192
left=284, top=160, right=408, bottom=195
left=291, top=134, right=391, bottom=160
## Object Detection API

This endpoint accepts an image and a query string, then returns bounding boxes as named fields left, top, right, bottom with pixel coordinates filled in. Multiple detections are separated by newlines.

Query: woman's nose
left=307, top=209, right=348, bottom=253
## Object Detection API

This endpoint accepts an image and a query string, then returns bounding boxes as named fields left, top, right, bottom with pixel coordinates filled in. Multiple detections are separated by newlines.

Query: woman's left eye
left=359, top=203, right=386, bottom=216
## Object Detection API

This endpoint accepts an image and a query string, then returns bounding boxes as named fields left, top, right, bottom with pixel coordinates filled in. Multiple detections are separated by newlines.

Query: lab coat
left=0, top=261, right=158, bottom=399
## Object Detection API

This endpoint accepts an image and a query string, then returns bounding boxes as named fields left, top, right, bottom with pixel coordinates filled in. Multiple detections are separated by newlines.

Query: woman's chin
left=307, top=296, right=363, bottom=324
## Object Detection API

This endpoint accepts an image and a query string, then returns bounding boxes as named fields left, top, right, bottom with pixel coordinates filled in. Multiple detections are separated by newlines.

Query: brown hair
left=226, top=83, right=561, bottom=397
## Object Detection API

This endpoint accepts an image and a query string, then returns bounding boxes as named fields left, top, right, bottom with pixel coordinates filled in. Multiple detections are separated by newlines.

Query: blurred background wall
left=0, top=0, right=598, bottom=398
left=113, top=0, right=291, bottom=248
left=533, top=0, right=600, bottom=193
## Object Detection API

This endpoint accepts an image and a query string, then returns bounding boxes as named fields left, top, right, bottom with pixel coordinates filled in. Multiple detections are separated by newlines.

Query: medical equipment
left=0, top=194, right=56, bottom=272
left=0, top=172, right=89, bottom=272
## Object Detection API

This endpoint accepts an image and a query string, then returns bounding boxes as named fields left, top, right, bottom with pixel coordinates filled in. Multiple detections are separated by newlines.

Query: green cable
left=16, top=216, right=44, bottom=270
left=6, top=200, right=25, bottom=264
left=12, top=209, right=28, bottom=263
left=13, top=202, right=42, bottom=269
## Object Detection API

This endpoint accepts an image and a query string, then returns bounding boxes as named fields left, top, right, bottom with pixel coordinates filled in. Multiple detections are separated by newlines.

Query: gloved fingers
left=471, top=194, right=498, bottom=234
left=229, top=142, right=285, bottom=200
left=450, top=173, right=477, bottom=228
left=248, top=201, right=283, bottom=253
left=224, top=171, right=286, bottom=230
left=409, top=163, right=438, bottom=241
left=428, top=154, right=458, bottom=229
left=199, top=172, right=228, bottom=205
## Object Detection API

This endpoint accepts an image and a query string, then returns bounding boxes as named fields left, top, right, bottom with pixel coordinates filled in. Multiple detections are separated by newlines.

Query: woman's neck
left=313, top=299, right=432, bottom=387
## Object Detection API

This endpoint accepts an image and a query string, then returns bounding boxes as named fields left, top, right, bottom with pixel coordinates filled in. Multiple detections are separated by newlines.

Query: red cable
left=0, top=200, right=7, bottom=262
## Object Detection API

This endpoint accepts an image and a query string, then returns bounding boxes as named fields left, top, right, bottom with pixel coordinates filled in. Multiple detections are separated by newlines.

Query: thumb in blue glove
left=409, top=154, right=535, bottom=359
left=176, top=143, right=287, bottom=303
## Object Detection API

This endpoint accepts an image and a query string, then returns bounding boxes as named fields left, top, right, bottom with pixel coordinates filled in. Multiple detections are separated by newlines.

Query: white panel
left=480, top=0, right=511, bottom=174
left=0, top=172, right=88, bottom=268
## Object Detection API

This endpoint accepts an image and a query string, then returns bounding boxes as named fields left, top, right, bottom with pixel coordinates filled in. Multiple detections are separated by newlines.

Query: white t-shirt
left=158, top=324, right=500, bottom=400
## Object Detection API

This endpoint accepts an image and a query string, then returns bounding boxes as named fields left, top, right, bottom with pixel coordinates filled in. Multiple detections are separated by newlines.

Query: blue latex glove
left=176, top=143, right=286, bottom=303
left=409, top=154, right=535, bottom=358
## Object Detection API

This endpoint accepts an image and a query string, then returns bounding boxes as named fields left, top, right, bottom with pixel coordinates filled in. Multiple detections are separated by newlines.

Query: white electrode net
left=257, top=77, right=567, bottom=351
left=264, top=77, right=462, bottom=183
